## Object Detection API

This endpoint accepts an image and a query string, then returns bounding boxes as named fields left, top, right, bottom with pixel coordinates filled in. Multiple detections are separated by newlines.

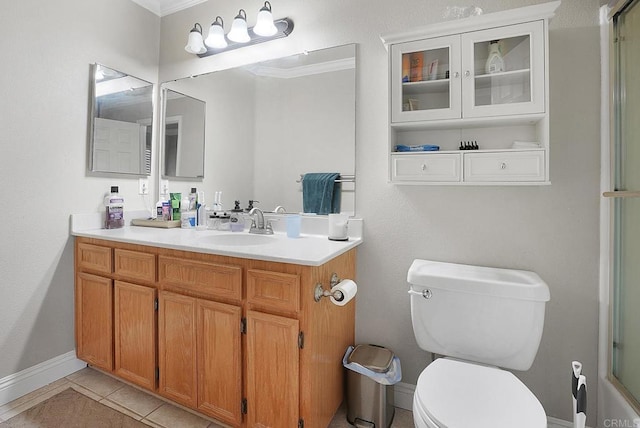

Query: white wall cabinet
left=382, top=1, right=560, bottom=185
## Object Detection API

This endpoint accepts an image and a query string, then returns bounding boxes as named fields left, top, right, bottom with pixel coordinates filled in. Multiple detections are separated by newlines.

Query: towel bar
left=296, top=174, right=355, bottom=183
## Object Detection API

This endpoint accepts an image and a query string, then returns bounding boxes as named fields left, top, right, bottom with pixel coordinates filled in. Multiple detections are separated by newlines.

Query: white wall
left=0, top=0, right=602, bottom=425
left=0, top=0, right=159, bottom=377
left=160, top=0, right=602, bottom=423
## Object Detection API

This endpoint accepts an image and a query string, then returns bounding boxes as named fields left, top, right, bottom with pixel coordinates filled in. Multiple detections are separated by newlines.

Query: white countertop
left=70, top=212, right=363, bottom=266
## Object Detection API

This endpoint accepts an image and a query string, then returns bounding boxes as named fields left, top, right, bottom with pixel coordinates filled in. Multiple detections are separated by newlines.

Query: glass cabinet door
left=391, top=35, right=461, bottom=122
left=461, top=21, right=545, bottom=118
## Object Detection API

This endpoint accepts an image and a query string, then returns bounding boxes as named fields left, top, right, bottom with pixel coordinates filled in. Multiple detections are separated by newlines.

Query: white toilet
left=408, top=259, right=551, bottom=428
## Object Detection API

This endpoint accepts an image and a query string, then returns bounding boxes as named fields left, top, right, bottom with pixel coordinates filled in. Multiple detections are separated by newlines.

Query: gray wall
left=0, top=0, right=601, bottom=426
left=0, top=0, right=159, bottom=376
left=160, top=0, right=601, bottom=423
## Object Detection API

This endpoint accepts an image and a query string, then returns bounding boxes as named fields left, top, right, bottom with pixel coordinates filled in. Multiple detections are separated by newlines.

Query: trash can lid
left=347, top=344, right=394, bottom=373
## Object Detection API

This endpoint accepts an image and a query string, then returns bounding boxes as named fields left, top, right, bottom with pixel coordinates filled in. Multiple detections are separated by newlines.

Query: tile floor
left=0, top=367, right=414, bottom=427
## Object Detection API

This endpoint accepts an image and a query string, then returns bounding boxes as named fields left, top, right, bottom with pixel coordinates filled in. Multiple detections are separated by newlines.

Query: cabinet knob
left=421, top=163, right=427, bottom=171
left=464, top=70, right=471, bottom=77
left=453, top=71, right=460, bottom=78
left=500, top=162, right=507, bottom=170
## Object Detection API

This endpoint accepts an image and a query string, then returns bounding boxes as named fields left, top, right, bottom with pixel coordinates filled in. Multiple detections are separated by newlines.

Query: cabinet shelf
left=390, top=112, right=545, bottom=130
left=402, top=78, right=450, bottom=95
left=474, top=68, right=531, bottom=91
left=392, top=147, right=544, bottom=155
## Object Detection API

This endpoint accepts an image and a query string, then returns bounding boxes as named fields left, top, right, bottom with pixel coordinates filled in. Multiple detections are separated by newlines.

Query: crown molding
left=130, top=0, right=207, bottom=17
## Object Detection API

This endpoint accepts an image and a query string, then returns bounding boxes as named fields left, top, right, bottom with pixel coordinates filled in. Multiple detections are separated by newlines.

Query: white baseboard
left=393, top=382, right=415, bottom=411
left=0, top=351, right=86, bottom=406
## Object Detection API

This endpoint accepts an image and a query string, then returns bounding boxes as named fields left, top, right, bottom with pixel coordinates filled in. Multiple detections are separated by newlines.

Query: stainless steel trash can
left=346, top=344, right=395, bottom=428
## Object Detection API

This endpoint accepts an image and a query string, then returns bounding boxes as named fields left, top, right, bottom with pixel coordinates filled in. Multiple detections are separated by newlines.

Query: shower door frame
left=602, top=0, right=640, bottom=418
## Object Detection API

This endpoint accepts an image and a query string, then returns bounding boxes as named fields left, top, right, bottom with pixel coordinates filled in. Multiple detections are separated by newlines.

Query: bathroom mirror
left=161, top=89, right=206, bottom=178
left=161, top=44, right=356, bottom=214
left=88, top=64, right=154, bottom=175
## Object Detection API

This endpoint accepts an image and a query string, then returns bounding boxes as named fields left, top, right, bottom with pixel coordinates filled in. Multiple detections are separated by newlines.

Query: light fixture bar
left=197, top=18, right=294, bottom=58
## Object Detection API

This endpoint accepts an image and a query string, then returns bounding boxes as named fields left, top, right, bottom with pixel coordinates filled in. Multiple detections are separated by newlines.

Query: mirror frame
left=159, top=87, right=206, bottom=180
left=88, top=63, right=154, bottom=177
left=157, top=43, right=357, bottom=214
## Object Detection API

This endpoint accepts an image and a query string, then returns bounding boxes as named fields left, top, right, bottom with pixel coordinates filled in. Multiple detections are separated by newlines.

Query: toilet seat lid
left=415, top=358, right=546, bottom=428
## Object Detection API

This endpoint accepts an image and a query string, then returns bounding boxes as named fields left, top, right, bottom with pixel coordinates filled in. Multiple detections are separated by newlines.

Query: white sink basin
left=199, top=233, right=277, bottom=246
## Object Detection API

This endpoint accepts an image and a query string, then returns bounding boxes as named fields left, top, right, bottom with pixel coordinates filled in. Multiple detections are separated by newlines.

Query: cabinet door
left=158, top=291, right=197, bottom=408
left=197, top=300, right=242, bottom=426
left=246, top=310, right=299, bottom=428
left=76, top=273, right=113, bottom=371
left=391, top=35, right=462, bottom=122
left=114, top=281, right=157, bottom=390
left=461, top=21, right=545, bottom=118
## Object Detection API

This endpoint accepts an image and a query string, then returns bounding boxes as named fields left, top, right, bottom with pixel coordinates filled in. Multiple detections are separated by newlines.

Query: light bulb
left=185, top=23, right=206, bottom=54
left=204, top=16, right=227, bottom=49
left=227, top=9, right=250, bottom=43
left=254, top=1, right=277, bottom=37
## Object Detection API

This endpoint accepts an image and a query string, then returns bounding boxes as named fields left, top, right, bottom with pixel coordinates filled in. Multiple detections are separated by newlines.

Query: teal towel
left=302, top=173, right=341, bottom=215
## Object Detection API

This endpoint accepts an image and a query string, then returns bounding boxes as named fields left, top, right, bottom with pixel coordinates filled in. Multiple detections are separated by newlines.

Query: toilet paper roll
left=330, top=279, right=357, bottom=306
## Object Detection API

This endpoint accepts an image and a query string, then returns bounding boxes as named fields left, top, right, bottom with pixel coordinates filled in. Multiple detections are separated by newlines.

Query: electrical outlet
left=138, top=178, right=149, bottom=195
left=160, top=179, right=169, bottom=196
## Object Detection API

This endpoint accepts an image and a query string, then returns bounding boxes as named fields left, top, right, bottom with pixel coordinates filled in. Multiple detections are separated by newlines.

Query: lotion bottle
left=485, top=40, right=505, bottom=74
left=181, top=194, right=191, bottom=228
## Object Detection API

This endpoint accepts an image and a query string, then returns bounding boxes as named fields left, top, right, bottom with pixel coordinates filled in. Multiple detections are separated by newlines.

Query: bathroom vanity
left=72, top=220, right=361, bottom=428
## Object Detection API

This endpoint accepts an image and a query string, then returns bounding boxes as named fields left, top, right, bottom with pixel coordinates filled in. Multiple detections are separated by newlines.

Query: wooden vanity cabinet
left=75, top=271, right=113, bottom=371
left=75, top=240, right=158, bottom=391
left=75, top=237, right=356, bottom=428
left=114, top=280, right=157, bottom=390
left=157, top=255, right=243, bottom=426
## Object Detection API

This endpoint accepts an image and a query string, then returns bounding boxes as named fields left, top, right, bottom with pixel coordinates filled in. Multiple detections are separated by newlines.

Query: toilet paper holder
left=314, top=272, right=344, bottom=302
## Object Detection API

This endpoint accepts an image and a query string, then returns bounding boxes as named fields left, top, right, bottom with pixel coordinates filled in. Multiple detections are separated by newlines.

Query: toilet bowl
left=407, top=259, right=551, bottom=428
left=412, top=358, right=546, bottom=428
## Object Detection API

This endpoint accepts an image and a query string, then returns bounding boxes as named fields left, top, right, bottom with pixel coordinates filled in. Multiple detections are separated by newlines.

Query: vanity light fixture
left=185, top=2, right=294, bottom=58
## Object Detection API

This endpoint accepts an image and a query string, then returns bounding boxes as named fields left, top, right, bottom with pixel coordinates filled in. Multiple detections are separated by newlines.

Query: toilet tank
left=408, top=259, right=550, bottom=371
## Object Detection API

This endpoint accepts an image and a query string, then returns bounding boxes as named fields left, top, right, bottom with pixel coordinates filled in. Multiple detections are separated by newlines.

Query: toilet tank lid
left=407, top=259, right=550, bottom=302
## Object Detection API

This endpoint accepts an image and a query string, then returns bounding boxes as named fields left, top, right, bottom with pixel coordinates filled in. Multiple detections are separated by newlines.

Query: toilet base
left=413, top=393, right=438, bottom=428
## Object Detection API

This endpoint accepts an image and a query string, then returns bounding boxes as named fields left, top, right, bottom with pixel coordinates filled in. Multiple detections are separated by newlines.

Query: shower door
left=610, top=0, right=640, bottom=411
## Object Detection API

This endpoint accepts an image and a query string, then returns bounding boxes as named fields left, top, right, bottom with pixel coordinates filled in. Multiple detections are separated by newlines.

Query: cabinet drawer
left=158, top=256, right=242, bottom=302
left=392, top=153, right=461, bottom=182
left=464, top=150, right=545, bottom=182
left=77, top=243, right=112, bottom=274
left=114, top=249, right=156, bottom=283
left=247, top=269, right=300, bottom=313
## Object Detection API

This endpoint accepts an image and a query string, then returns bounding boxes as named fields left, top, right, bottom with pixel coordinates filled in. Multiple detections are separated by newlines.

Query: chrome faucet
left=274, top=206, right=286, bottom=214
left=249, top=208, right=273, bottom=235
